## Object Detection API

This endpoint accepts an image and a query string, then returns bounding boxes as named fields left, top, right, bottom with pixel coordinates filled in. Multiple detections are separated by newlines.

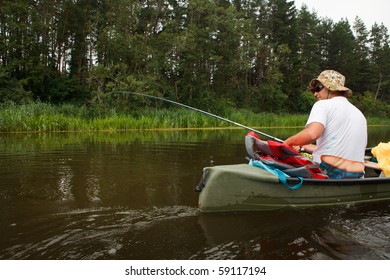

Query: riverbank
left=0, top=102, right=388, bottom=133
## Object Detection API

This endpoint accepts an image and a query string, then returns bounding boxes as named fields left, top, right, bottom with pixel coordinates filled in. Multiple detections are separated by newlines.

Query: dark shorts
left=320, top=162, right=364, bottom=179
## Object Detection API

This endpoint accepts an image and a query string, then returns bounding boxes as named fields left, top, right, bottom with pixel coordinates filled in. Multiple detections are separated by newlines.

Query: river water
left=0, top=127, right=390, bottom=260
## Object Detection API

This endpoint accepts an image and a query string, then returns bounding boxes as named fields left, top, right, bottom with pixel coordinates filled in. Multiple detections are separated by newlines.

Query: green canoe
left=197, top=164, right=390, bottom=212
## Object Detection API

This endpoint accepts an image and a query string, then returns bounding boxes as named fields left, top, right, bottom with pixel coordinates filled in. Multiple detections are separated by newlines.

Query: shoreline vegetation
left=0, top=102, right=389, bottom=133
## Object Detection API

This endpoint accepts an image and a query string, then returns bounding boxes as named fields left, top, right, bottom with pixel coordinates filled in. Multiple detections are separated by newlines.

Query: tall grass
left=0, top=101, right=388, bottom=133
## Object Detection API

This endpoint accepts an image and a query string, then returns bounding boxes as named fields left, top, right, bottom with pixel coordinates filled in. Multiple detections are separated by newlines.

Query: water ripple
left=0, top=206, right=198, bottom=260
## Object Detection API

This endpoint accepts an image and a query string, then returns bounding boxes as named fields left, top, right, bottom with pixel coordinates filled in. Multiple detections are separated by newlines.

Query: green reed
left=0, top=102, right=388, bottom=133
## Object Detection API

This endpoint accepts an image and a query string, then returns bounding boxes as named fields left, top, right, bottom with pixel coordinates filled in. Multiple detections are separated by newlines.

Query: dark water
left=0, top=127, right=390, bottom=260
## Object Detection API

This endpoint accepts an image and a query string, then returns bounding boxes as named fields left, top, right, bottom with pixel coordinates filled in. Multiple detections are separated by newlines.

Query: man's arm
left=284, top=122, right=324, bottom=151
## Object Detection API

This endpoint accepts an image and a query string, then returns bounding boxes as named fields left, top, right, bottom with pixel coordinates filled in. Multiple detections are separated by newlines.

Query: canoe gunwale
left=286, top=176, right=390, bottom=186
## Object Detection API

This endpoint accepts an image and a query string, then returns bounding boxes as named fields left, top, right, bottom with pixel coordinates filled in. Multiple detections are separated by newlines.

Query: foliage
left=351, top=92, right=390, bottom=118
left=252, top=83, right=288, bottom=113
left=0, top=0, right=389, bottom=117
left=1, top=101, right=387, bottom=133
left=0, top=68, right=32, bottom=103
left=295, top=90, right=317, bottom=113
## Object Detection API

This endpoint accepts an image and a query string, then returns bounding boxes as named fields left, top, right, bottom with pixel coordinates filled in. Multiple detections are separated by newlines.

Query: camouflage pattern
left=308, top=70, right=352, bottom=96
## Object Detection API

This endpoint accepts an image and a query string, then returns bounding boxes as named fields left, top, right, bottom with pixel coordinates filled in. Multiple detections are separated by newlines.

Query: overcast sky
left=293, top=0, right=390, bottom=31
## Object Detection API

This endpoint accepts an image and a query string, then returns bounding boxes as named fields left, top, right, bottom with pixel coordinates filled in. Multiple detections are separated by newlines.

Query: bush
left=47, top=76, right=90, bottom=103
left=295, top=91, right=317, bottom=114
left=352, top=91, right=390, bottom=118
left=250, top=84, right=288, bottom=113
left=0, top=68, right=33, bottom=103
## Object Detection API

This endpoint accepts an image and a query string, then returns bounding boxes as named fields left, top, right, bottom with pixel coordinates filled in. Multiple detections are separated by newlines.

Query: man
left=284, top=70, right=367, bottom=179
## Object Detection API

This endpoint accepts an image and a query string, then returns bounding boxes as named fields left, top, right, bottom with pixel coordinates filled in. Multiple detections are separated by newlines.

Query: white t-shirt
left=306, top=96, right=367, bottom=164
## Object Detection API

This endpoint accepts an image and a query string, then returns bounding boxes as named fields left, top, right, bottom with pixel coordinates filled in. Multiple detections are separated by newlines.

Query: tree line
left=0, top=0, right=389, bottom=117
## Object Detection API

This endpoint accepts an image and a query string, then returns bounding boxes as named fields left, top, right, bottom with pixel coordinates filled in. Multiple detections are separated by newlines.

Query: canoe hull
left=197, top=164, right=390, bottom=212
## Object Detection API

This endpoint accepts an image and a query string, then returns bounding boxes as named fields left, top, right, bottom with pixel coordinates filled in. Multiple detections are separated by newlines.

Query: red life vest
left=245, top=131, right=328, bottom=179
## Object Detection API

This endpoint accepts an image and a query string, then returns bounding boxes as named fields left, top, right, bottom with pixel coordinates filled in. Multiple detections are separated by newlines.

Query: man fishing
left=284, top=70, right=367, bottom=179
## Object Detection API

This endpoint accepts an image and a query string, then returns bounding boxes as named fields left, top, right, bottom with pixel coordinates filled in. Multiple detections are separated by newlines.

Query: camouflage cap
left=308, top=70, right=352, bottom=97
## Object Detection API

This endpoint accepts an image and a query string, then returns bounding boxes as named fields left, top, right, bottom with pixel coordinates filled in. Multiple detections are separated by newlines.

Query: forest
left=1, top=0, right=389, bottom=118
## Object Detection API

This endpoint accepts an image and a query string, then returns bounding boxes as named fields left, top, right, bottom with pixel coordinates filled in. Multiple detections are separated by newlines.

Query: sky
left=293, top=0, right=390, bottom=31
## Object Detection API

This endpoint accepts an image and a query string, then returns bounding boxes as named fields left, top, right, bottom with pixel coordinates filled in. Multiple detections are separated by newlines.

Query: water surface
left=0, top=127, right=389, bottom=259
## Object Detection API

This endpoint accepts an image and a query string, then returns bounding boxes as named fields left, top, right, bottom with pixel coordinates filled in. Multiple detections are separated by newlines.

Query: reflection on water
left=0, top=128, right=390, bottom=260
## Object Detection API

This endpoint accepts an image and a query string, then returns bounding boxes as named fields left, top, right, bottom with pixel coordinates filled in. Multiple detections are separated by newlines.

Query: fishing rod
left=117, top=91, right=284, bottom=143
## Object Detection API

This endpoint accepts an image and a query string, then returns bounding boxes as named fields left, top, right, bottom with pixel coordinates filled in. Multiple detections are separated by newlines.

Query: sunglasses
left=312, top=85, right=324, bottom=93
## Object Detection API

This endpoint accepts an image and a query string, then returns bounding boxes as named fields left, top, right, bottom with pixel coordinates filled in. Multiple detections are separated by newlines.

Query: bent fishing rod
left=117, top=91, right=284, bottom=143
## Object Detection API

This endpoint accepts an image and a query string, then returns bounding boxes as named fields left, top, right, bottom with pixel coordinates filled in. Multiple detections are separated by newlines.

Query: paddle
left=118, top=91, right=284, bottom=143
